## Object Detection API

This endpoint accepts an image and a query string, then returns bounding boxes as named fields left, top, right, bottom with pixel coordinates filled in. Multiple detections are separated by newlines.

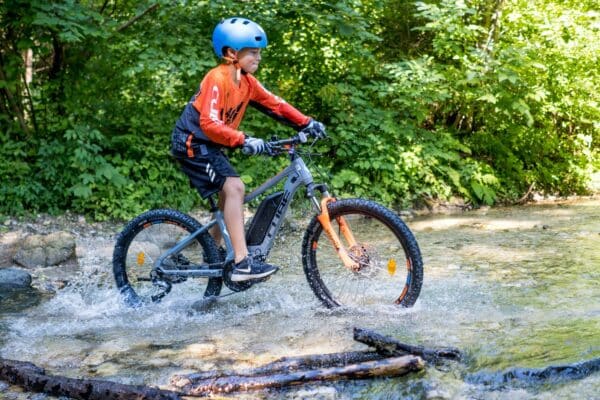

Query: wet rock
left=92, top=361, right=120, bottom=376
left=179, top=359, right=217, bottom=371
left=291, top=387, right=337, bottom=399
left=182, top=342, right=218, bottom=358
left=0, top=267, right=32, bottom=289
left=0, top=231, right=22, bottom=267
left=13, top=232, right=76, bottom=268
left=426, top=388, right=452, bottom=400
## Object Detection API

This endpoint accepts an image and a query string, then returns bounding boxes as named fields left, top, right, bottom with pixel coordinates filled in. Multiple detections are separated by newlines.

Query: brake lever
left=267, top=144, right=283, bottom=156
left=297, top=131, right=308, bottom=143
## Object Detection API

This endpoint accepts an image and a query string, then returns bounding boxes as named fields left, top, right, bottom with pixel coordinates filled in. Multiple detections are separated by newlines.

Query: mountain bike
left=112, top=132, right=423, bottom=309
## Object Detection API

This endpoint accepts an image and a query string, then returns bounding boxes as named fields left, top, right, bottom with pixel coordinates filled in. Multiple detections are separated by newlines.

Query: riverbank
left=1, top=188, right=599, bottom=292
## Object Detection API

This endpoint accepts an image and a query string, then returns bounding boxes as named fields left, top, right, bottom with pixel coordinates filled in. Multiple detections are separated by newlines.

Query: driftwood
left=178, top=355, right=425, bottom=397
left=0, top=358, right=181, bottom=400
left=171, top=350, right=385, bottom=386
left=172, top=327, right=460, bottom=396
left=2, top=327, right=454, bottom=398
left=466, top=357, right=600, bottom=388
left=353, top=327, right=462, bottom=362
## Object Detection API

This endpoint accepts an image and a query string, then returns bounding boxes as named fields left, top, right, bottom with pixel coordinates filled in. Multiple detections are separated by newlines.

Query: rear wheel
left=302, top=198, right=423, bottom=308
left=112, top=209, right=222, bottom=307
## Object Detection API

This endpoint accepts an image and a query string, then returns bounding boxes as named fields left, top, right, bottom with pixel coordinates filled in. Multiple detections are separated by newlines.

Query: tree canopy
left=1, top=0, right=598, bottom=220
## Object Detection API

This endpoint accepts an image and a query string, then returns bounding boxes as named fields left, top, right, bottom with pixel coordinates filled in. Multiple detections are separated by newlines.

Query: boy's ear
left=224, top=47, right=237, bottom=58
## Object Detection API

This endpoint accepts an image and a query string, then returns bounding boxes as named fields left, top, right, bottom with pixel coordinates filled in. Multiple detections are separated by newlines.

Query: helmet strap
left=223, top=51, right=242, bottom=82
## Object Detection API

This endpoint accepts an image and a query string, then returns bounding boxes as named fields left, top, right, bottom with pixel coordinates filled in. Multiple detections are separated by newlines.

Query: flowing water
left=1, top=197, right=599, bottom=399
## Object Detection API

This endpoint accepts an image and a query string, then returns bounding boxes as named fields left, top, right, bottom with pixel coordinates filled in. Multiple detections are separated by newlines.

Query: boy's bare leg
left=209, top=195, right=225, bottom=247
left=220, top=177, right=248, bottom=264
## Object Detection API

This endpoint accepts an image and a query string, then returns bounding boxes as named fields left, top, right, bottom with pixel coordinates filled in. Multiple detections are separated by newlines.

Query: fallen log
left=0, top=358, right=181, bottom=400
left=353, top=327, right=462, bottom=362
left=180, top=355, right=425, bottom=397
left=466, top=357, right=600, bottom=388
left=171, top=350, right=384, bottom=387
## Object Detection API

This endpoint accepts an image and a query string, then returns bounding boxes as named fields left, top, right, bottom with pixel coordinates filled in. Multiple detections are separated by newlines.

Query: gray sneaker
left=231, top=257, right=278, bottom=282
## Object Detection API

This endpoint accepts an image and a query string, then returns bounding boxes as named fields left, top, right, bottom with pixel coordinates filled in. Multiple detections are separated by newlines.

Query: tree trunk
left=0, top=54, right=29, bottom=135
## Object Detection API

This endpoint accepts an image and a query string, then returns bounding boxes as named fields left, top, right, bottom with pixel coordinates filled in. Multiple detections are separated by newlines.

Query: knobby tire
left=112, top=209, right=222, bottom=307
left=302, top=198, right=423, bottom=308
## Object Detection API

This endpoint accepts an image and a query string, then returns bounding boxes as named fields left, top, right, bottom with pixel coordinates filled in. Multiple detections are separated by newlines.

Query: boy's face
left=237, top=48, right=262, bottom=74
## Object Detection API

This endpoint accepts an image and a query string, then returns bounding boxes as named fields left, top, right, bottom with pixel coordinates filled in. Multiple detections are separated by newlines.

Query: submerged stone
left=0, top=267, right=32, bottom=289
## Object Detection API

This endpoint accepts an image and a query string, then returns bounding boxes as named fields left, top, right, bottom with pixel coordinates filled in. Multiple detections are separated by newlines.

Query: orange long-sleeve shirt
left=172, top=64, right=310, bottom=156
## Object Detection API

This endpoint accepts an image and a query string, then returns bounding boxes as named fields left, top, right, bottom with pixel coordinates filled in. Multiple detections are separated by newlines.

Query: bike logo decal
left=265, top=191, right=292, bottom=240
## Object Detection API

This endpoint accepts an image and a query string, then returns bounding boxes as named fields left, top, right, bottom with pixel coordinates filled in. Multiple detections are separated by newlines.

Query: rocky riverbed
left=1, top=192, right=599, bottom=400
left=0, top=213, right=117, bottom=294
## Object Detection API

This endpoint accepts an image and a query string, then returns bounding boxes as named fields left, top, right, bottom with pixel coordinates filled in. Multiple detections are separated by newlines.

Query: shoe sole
left=230, top=269, right=278, bottom=282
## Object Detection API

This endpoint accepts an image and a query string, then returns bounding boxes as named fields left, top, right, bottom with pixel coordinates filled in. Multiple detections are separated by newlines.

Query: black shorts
left=175, top=150, right=239, bottom=199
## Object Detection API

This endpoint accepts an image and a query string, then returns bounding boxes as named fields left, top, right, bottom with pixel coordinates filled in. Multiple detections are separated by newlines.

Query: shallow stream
left=1, top=197, right=599, bottom=399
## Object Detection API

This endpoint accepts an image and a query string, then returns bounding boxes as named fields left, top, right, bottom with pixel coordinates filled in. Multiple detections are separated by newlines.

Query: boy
left=171, top=17, right=326, bottom=282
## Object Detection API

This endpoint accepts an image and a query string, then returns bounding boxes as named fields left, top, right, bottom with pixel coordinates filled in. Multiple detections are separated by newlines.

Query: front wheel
left=112, top=209, right=222, bottom=307
left=302, top=198, right=423, bottom=308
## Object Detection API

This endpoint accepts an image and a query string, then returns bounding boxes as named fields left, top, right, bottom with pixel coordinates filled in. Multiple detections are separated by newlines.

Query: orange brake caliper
left=316, top=197, right=359, bottom=271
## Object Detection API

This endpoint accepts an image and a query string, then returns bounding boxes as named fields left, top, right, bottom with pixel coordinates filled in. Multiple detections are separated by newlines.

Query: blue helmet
left=212, top=17, right=268, bottom=58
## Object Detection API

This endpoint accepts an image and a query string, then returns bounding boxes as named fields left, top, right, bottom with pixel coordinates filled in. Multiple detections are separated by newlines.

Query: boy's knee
left=223, top=177, right=245, bottom=197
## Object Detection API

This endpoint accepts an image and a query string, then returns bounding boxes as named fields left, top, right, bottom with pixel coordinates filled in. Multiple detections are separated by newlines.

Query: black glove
left=242, top=136, right=269, bottom=155
left=302, top=118, right=327, bottom=139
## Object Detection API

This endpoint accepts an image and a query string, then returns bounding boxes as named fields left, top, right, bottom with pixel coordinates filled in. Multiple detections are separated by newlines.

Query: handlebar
left=242, top=131, right=311, bottom=156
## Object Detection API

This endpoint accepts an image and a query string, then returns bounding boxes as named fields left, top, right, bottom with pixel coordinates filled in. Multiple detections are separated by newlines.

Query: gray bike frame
left=156, top=153, right=323, bottom=279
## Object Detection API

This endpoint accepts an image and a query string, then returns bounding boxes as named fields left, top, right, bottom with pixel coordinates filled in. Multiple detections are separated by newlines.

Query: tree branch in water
left=353, top=327, right=462, bottom=362
left=0, top=358, right=180, bottom=400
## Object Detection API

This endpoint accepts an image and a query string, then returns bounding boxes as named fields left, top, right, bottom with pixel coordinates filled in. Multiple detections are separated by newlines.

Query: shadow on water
left=466, top=357, right=600, bottom=390
left=0, top=287, right=44, bottom=315
left=0, top=287, right=44, bottom=350
left=1, top=198, right=600, bottom=399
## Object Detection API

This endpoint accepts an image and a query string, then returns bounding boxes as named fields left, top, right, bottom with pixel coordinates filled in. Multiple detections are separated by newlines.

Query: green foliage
left=1, top=0, right=598, bottom=219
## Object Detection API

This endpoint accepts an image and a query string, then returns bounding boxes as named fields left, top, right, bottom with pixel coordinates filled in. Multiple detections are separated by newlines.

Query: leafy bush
left=1, top=0, right=598, bottom=220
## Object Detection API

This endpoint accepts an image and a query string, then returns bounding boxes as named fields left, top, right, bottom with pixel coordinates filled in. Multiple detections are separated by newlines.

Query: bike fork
left=315, top=196, right=360, bottom=271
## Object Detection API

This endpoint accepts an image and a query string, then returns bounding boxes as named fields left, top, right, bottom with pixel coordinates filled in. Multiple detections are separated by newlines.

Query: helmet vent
left=255, top=36, right=263, bottom=41
left=243, top=20, right=250, bottom=25
left=230, top=18, right=237, bottom=23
